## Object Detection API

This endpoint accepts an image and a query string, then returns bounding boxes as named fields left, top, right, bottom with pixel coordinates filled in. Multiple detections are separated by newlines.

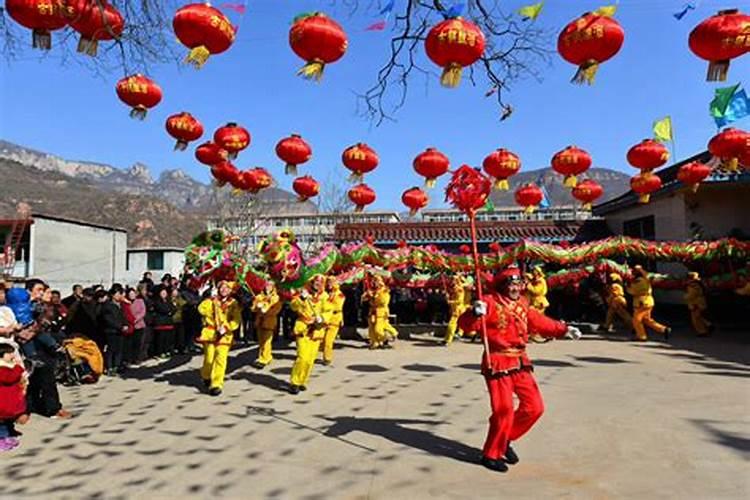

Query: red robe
left=0, top=364, right=26, bottom=420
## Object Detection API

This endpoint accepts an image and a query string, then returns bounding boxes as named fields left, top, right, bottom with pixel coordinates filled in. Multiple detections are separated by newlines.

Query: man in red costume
left=459, top=265, right=582, bottom=473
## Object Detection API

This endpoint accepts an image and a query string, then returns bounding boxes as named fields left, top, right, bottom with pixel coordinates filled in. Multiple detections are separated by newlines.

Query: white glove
left=300, top=290, right=310, bottom=300
left=315, top=316, right=324, bottom=324
left=564, top=326, right=582, bottom=340
left=473, top=300, right=487, bottom=317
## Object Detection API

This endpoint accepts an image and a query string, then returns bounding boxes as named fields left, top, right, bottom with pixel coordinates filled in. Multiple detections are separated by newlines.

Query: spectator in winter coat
left=126, top=288, right=147, bottom=364
left=97, top=285, right=129, bottom=375
left=0, top=343, right=27, bottom=451
left=65, top=288, right=100, bottom=346
left=171, top=288, right=188, bottom=354
left=61, top=284, right=83, bottom=309
left=150, top=285, right=177, bottom=358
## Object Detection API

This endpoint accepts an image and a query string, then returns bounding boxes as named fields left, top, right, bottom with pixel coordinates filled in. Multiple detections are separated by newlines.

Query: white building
left=421, top=205, right=594, bottom=223
left=125, top=247, right=186, bottom=284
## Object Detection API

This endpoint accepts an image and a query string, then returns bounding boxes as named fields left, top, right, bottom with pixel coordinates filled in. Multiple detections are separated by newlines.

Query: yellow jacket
left=325, top=290, right=346, bottom=328
left=684, top=282, right=707, bottom=310
left=447, top=285, right=466, bottom=316
left=527, top=277, right=549, bottom=310
left=291, top=291, right=329, bottom=340
left=198, top=297, right=242, bottom=345
left=607, top=283, right=627, bottom=307
left=627, top=277, right=655, bottom=309
left=252, top=291, right=282, bottom=331
left=368, top=287, right=391, bottom=321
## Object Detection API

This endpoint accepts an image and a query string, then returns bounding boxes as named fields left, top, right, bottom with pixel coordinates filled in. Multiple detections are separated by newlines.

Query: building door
left=623, top=215, right=655, bottom=240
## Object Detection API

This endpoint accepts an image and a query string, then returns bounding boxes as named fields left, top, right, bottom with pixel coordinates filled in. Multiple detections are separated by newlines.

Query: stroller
left=56, top=337, right=103, bottom=386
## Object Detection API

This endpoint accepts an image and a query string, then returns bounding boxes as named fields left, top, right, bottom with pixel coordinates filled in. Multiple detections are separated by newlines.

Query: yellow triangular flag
left=517, top=2, right=544, bottom=21
left=653, top=116, right=673, bottom=143
left=594, top=4, right=618, bottom=17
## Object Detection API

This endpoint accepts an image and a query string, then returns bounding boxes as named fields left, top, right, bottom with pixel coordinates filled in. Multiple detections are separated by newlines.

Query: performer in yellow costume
left=322, top=277, right=345, bottom=366
left=363, top=276, right=398, bottom=349
left=627, top=266, right=671, bottom=341
left=289, top=275, right=329, bottom=394
left=197, top=281, right=242, bottom=396
left=526, top=266, right=549, bottom=313
left=600, top=273, right=632, bottom=333
left=443, top=275, right=468, bottom=345
left=684, top=272, right=711, bottom=337
left=251, top=281, right=282, bottom=368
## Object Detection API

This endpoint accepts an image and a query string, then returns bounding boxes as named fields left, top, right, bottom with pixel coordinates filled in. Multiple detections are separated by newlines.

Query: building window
left=623, top=215, right=655, bottom=240
left=126, top=253, right=130, bottom=271
left=147, top=251, right=165, bottom=270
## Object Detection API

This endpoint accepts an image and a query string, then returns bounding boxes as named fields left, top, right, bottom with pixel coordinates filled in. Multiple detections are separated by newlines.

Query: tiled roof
left=334, top=220, right=610, bottom=244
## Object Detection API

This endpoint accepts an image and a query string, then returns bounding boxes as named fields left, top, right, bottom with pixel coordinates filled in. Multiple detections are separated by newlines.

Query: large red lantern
left=630, top=172, right=662, bottom=204
left=413, top=147, right=450, bottom=188
left=677, top=161, right=712, bottom=193
left=627, top=139, right=670, bottom=172
left=342, top=143, right=379, bottom=181
left=425, top=18, right=486, bottom=88
left=483, top=148, right=521, bottom=190
left=173, top=3, right=236, bottom=68
left=289, top=12, right=347, bottom=81
left=165, top=112, right=204, bottom=151
left=689, top=9, right=750, bottom=82
left=292, top=175, right=320, bottom=202
left=571, top=179, right=604, bottom=210
left=348, top=183, right=376, bottom=212
left=708, top=127, right=750, bottom=171
left=195, top=141, right=228, bottom=166
left=214, top=123, right=250, bottom=159
left=551, top=146, right=592, bottom=187
left=5, top=0, right=74, bottom=49
left=69, top=0, right=124, bottom=57
left=276, top=134, right=312, bottom=176
left=115, top=74, right=162, bottom=120
left=514, top=183, right=544, bottom=214
left=402, top=187, right=429, bottom=216
left=558, top=12, right=625, bottom=84
left=211, top=161, right=239, bottom=187
left=245, top=167, right=273, bottom=194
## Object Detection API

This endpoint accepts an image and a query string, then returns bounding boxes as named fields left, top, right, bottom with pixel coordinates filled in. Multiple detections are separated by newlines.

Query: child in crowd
left=0, top=342, right=27, bottom=452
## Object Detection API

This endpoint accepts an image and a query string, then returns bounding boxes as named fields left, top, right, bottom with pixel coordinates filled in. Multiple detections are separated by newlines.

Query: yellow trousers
left=290, top=336, right=321, bottom=387
left=369, top=318, right=398, bottom=347
left=444, top=314, right=462, bottom=344
left=605, top=304, right=632, bottom=330
left=322, top=324, right=340, bottom=363
left=689, top=307, right=711, bottom=336
left=201, top=337, right=232, bottom=390
left=632, top=307, right=667, bottom=340
left=256, top=328, right=274, bottom=365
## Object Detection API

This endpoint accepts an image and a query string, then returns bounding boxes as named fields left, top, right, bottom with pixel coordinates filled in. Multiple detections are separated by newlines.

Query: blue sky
left=1, top=0, right=749, bottom=211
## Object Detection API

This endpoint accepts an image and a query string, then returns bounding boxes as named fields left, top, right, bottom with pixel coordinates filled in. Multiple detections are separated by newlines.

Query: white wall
left=124, top=250, right=185, bottom=286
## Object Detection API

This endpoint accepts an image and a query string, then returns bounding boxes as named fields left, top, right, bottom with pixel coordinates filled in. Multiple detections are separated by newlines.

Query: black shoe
left=664, top=327, right=671, bottom=340
left=289, top=385, right=300, bottom=395
left=323, top=360, right=331, bottom=366
left=300, top=385, right=307, bottom=392
left=208, top=387, right=222, bottom=396
left=253, top=361, right=267, bottom=370
left=503, top=444, right=519, bottom=465
left=480, top=456, right=508, bottom=473
left=202, top=379, right=210, bottom=388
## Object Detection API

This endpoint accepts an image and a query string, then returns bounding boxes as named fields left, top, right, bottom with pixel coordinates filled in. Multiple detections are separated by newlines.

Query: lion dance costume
left=444, top=275, right=468, bottom=345
left=289, top=276, right=329, bottom=393
left=602, top=273, right=631, bottom=332
left=322, top=277, right=345, bottom=365
left=252, top=282, right=282, bottom=367
left=684, top=272, right=711, bottom=336
left=363, top=276, right=398, bottom=349
left=197, top=281, right=242, bottom=395
left=627, top=266, right=670, bottom=341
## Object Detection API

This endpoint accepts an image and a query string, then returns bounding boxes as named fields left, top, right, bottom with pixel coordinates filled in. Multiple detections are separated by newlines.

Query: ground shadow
left=229, top=371, right=289, bottom=393
left=636, top=329, right=750, bottom=367
left=402, top=363, right=447, bottom=373
left=690, top=419, right=750, bottom=459
left=346, top=364, right=389, bottom=373
left=533, top=359, right=578, bottom=368
left=571, top=356, right=634, bottom=364
left=455, top=363, right=481, bottom=371
left=121, top=354, right=193, bottom=381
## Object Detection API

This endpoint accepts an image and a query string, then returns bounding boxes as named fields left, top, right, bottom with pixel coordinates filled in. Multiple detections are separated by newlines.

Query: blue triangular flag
left=443, top=2, right=465, bottom=19
left=714, top=89, right=750, bottom=128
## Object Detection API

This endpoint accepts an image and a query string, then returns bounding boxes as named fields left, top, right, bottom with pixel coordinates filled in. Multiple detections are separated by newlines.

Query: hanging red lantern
left=276, top=134, right=312, bottom=176
left=483, top=148, right=521, bottom=190
left=630, top=172, right=662, bottom=204
left=173, top=2, right=236, bottom=68
left=292, top=175, right=320, bottom=202
left=445, top=165, right=492, bottom=214
left=115, top=74, right=163, bottom=120
left=165, top=112, right=204, bottom=151
left=211, top=161, right=239, bottom=187
left=424, top=17, right=486, bottom=88
left=488, top=242, right=501, bottom=253
left=459, top=244, right=471, bottom=255
left=413, top=147, right=450, bottom=188
left=245, top=167, right=274, bottom=194
left=289, top=12, right=347, bottom=81
left=627, top=139, right=670, bottom=172
left=515, top=183, right=544, bottom=214
left=689, top=9, right=750, bottom=82
left=348, top=183, right=376, bottom=212
left=342, top=143, right=379, bottom=181
left=708, top=127, right=750, bottom=171
left=195, top=141, right=228, bottom=166
left=551, top=146, right=592, bottom=187
left=401, top=187, right=429, bottom=216
left=677, top=161, right=712, bottom=193
left=214, top=123, right=250, bottom=160
left=5, top=0, right=74, bottom=49
left=558, top=11, right=625, bottom=84
left=69, top=0, right=124, bottom=57
left=571, top=179, right=604, bottom=210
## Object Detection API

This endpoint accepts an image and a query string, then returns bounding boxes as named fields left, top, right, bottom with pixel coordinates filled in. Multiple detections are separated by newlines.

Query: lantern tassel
left=297, top=195, right=308, bottom=203
left=409, top=208, right=418, bottom=217
left=524, top=205, right=536, bottom=214
left=425, top=178, right=437, bottom=189
left=129, top=106, right=148, bottom=120
left=32, top=29, right=52, bottom=50
left=572, top=60, right=599, bottom=85
left=690, top=183, right=700, bottom=193
left=227, top=151, right=238, bottom=160
left=185, top=46, right=211, bottom=69
left=77, top=37, right=99, bottom=57
left=174, top=140, right=188, bottom=151
left=706, top=60, right=729, bottom=82
left=213, top=180, right=226, bottom=188
left=638, top=194, right=650, bottom=204
left=298, top=59, right=325, bottom=81
left=563, top=175, right=578, bottom=188
left=440, top=63, right=464, bottom=88
left=285, top=163, right=298, bottom=176
left=494, top=179, right=510, bottom=191
left=354, top=205, right=364, bottom=213
left=723, top=157, right=739, bottom=172
left=582, top=202, right=592, bottom=211
left=232, top=188, right=244, bottom=197
left=348, top=172, right=363, bottom=183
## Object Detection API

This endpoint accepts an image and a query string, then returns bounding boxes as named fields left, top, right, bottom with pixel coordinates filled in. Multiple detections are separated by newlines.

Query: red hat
left=494, top=265, right=522, bottom=287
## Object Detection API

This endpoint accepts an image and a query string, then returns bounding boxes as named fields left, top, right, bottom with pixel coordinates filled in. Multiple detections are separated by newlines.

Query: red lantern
left=401, top=187, right=429, bottom=216
left=5, top=0, right=74, bottom=49
left=69, top=0, right=124, bottom=57
left=630, top=172, right=662, bottom=204
left=342, top=143, right=379, bottom=181
left=173, top=3, right=236, bottom=68
left=571, top=179, right=604, bottom=210
left=558, top=12, right=625, bottom=84
left=195, top=141, right=228, bottom=166
left=677, top=161, right=712, bottom=193
left=708, top=127, right=750, bottom=171
left=413, top=147, right=450, bottom=188
left=214, top=123, right=250, bottom=159
left=425, top=18, right=486, bottom=88
left=115, top=74, right=162, bottom=120
left=289, top=12, right=347, bottom=81
left=488, top=242, right=501, bottom=253
left=459, top=244, right=471, bottom=255
left=211, top=161, right=239, bottom=187
left=348, top=183, right=376, bottom=212
left=551, top=146, right=592, bottom=187
left=515, top=183, right=544, bottom=214
left=292, top=175, right=320, bottom=202
left=246, top=168, right=273, bottom=194
left=165, top=112, right=204, bottom=151
left=689, top=9, right=750, bottom=82
left=483, top=148, right=521, bottom=190
left=627, top=139, right=670, bottom=172
left=276, top=134, right=312, bottom=176
left=445, top=165, right=492, bottom=214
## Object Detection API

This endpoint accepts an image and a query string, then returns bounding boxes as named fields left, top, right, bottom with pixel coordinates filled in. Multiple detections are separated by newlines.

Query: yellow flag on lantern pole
left=653, top=116, right=673, bottom=143
left=517, top=2, right=544, bottom=21
left=595, top=4, right=618, bottom=17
